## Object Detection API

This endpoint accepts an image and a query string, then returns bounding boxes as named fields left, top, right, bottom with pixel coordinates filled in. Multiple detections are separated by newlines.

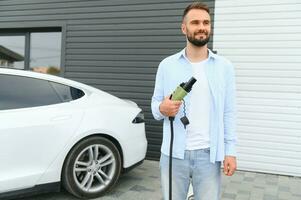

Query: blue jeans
left=160, top=149, right=221, bottom=200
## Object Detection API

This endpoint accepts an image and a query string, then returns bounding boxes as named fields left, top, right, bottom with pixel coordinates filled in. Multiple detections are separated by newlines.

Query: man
left=151, top=2, right=237, bottom=200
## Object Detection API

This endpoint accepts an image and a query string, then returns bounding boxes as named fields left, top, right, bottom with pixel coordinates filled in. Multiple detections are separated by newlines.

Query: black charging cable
left=167, top=77, right=196, bottom=200
left=168, top=100, right=188, bottom=200
left=168, top=116, right=174, bottom=200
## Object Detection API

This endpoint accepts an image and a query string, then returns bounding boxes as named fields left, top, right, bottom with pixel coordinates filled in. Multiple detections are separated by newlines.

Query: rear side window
left=50, top=82, right=85, bottom=102
left=0, top=74, right=84, bottom=110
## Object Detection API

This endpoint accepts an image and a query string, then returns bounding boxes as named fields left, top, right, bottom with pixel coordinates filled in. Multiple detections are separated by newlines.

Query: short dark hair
left=182, top=2, right=210, bottom=20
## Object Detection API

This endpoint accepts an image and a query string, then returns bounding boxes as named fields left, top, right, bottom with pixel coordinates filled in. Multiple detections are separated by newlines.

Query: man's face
left=182, top=9, right=211, bottom=47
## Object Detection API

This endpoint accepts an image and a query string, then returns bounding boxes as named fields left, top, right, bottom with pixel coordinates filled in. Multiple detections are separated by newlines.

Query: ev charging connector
left=168, top=77, right=196, bottom=200
left=170, top=77, right=197, bottom=101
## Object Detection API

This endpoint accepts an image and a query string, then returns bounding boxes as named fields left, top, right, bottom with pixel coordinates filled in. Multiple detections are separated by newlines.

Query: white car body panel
left=0, top=103, right=84, bottom=192
left=0, top=68, right=147, bottom=194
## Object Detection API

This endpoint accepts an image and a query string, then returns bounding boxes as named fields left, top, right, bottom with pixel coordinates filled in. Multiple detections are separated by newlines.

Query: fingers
left=173, top=102, right=182, bottom=109
left=167, top=99, right=182, bottom=116
left=223, top=163, right=234, bottom=176
left=223, top=158, right=237, bottom=176
left=224, top=166, right=235, bottom=176
left=159, top=96, right=182, bottom=117
left=223, top=161, right=230, bottom=176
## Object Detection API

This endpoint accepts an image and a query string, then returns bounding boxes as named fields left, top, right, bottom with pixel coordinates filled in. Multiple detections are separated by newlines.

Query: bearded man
left=151, top=2, right=238, bottom=200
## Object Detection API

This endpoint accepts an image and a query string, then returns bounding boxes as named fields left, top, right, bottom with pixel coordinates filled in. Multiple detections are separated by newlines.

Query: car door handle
left=51, top=115, right=71, bottom=121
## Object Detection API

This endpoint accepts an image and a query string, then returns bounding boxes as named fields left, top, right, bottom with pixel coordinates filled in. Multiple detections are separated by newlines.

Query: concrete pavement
left=20, top=160, right=301, bottom=200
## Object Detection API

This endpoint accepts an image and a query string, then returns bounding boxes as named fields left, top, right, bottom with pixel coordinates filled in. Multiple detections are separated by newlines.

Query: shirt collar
left=177, top=48, right=217, bottom=61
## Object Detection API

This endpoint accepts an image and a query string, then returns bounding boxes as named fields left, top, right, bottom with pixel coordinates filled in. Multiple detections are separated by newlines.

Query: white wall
left=213, top=0, right=301, bottom=176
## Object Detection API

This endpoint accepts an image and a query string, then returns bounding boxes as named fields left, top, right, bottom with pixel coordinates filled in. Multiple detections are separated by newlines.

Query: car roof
left=0, top=68, right=97, bottom=93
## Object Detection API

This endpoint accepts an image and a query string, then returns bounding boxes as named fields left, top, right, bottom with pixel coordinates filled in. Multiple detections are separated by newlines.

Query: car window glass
left=70, top=87, right=85, bottom=100
left=0, top=74, right=61, bottom=110
left=50, top=82, right=84, bottom=102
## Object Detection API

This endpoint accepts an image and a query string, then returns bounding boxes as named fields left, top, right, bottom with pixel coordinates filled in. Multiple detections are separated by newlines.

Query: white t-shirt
left=185, top=59, right=211, bottom=150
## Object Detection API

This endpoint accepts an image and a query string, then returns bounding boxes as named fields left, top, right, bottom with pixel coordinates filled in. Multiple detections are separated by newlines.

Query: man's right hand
left=159, top=96, right=182, bottom=117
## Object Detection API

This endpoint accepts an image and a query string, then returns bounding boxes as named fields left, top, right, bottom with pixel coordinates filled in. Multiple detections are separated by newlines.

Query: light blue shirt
left=151, top=48, right=237, bottom=163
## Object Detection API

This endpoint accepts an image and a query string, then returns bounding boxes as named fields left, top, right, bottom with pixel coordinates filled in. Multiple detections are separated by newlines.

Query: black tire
left=62, top=136, right=121, bottom=199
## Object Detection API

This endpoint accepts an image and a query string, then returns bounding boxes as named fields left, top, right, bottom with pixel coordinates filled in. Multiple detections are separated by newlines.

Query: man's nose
left=197, top=27, right=206, bottom=33
left=200, top=22, right=209, bottom=29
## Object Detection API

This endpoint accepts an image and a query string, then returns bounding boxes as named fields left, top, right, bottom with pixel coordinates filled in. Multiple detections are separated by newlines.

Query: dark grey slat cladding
left=0, top=0, right=215, bottom=160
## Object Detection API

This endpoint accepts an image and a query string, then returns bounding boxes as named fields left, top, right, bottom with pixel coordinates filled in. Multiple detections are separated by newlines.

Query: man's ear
left=181, top=23, right=186, bottom=35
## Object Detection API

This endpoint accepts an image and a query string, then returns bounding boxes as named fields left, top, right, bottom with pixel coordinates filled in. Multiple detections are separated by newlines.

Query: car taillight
left=132, top=111, right=145, bottom=123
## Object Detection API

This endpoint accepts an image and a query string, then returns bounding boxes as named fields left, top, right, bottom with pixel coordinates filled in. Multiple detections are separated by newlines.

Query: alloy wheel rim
left=73, top=144, right=116, bottom=192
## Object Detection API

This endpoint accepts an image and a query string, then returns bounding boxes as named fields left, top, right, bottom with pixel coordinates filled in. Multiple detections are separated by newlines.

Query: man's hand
left=159, top=96, right=182, bottom=117
left=223, top=156, right=237, bottom=176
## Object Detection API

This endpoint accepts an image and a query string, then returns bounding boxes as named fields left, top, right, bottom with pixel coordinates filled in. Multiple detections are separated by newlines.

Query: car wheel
left=62, top=136, right=121, bottom=198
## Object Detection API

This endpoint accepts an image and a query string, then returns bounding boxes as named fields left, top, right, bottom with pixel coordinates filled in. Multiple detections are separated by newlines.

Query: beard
left=187, top=30, right=210, bottom=47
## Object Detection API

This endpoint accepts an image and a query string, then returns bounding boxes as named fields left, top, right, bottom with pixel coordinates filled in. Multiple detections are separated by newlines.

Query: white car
left=0, top=68, right=147, bottom=199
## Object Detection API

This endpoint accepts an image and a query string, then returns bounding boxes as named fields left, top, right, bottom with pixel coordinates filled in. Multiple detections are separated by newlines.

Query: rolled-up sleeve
left=151, top=62, right=165, bottom=120
left=224, top=63, right=238, bottom=157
